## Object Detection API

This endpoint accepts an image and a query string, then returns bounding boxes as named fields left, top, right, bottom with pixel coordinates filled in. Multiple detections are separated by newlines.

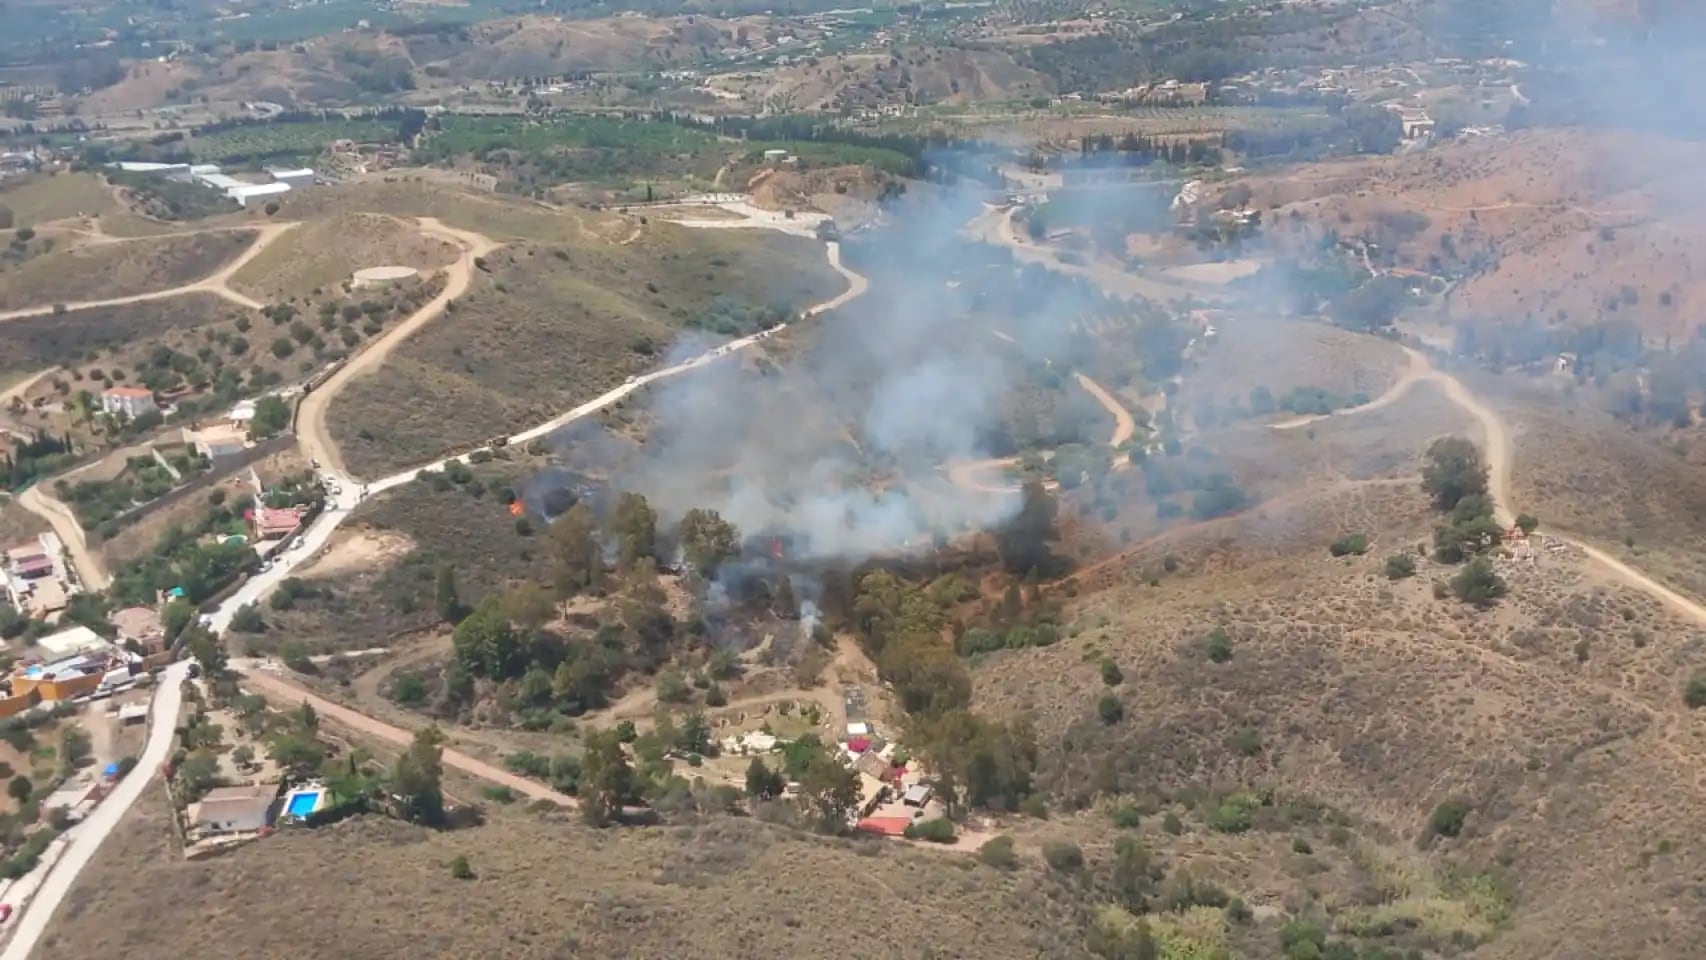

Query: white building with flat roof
left=266, top=167, right=314, bottom=188
left=228, top=182, right=290, bottom=207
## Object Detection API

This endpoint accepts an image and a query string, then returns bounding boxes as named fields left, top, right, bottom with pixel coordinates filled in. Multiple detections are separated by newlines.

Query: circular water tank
left=351, top=265, right=419, bottom=289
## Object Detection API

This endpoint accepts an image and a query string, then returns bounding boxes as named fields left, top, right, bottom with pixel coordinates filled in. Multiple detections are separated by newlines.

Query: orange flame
left=508, top=500, right=525, bottom=517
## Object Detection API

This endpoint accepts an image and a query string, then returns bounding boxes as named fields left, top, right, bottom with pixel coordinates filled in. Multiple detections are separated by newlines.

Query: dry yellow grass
left=0, top=232, right=252, bottom=310
left=228, top=212, right=460, bottom=302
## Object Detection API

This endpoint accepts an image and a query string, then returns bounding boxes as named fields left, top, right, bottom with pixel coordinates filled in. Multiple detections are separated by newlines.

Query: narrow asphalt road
left=0, top=661, right=188, bottom=960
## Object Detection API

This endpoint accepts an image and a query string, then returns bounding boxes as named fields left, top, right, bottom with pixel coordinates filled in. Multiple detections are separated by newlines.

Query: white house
left=188, top=784, right=276, bottom=834
left=101, top=386, right=157, bottom=419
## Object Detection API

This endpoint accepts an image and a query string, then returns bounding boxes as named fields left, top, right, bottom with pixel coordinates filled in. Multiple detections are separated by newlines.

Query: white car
left=624, top=375, right=637, bottom=385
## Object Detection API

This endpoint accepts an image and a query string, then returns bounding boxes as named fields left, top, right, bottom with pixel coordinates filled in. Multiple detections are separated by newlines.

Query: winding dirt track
left=235, top=665, right=575, bottom=807
left=0, top=222, right=297, bottom=321
left=294, top=218, right=500, bottom=477
left=1264, top=343, right=1706, bottom=627
left=15, top=484, right=109, bottom=590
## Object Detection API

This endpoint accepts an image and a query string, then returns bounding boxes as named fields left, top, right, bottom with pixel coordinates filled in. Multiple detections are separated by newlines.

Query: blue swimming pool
left=284, top=790, right=322, bottom=818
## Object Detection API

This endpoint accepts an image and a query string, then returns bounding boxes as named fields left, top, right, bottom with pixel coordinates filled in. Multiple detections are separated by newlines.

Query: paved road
left=0, top=206, right=874, bottom=955
left=0, top=661, right=188, bottom=960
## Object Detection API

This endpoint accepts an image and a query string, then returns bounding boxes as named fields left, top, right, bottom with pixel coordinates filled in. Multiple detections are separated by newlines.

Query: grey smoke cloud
left=554, top=181, right=1128, bottom=564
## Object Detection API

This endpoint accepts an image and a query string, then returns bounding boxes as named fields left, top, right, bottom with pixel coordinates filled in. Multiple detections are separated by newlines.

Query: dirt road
left=0, top=661, right=189, bottom=960
left=0, top=222, right=297, bottom=321
left=295, top=218, right=499, bottom=478
left=1073, top=372, right=1136, bottom=446
left=1266, top=341, right=1706, bottom=627
left=235, top=664, right=575, bottom=807
left=15, top=481, right=109, bottom=591
left=1269, top=346, right=1428, bottom=432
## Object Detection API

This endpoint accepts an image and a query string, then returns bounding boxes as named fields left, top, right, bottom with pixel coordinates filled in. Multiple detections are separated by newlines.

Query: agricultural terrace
left=187, top=119, right=401, bottom=165
left=745, top=140, right=915, bottom=176
left=413, top=115, right=724, bottom=186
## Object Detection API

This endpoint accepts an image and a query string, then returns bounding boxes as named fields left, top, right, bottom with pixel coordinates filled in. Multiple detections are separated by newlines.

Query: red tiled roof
left=856, top=816, right=911, bottom=838
left=103, top=386, right=153, bottom=398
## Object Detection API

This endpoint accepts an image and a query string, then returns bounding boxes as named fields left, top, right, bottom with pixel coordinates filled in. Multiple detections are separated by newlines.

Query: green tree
left=550, top=504, right=604, bottom=599
left=449, top=854, right=474, bottom=880
left=1097, top=693, right=1124, bottom=725
left=997, top=480, right=1059, bottom=574
left=610, top=492, right=658, bottom=567
left=7, top=775, right=31, bottom=804
left=229, top=604, right=266, bottom=633
left=434, top=563, right=463, bottom=624
left=1429, top=799, right=1468, bottom=838
left=268, top=731, right=325, bottom=774
left=451, top=596, right=523, bottom=679
left=744, top=756, right=784, bottom=800
left=978, top=834, right=1019, bottom=869
left=161, top=598, right=195, bottom=639
left=392, top=726, right=446, bottom=826
left=1422, top=436, right=1487, bottom=511
left=1384, top=554, right=1416, bottom=579
left=796, top=748, right=859, bottom=833
left=580, top=728, right=635, bottom=827
left=185, top=627, right=227, bottom=675
left=1205, top=627, right=1233, bottom=663
left=1449, top=557, right=1506, bottom=605
left=678, top=508, right=740, bottom=577
left=1515, top=513, right=1539, bottom=534
left=499, top=582, right=555, bottom=632
left=1100, top=658, right=1124, bottom=686
left=247, top=394, right=291, bottom=439
left=1684, top=671, right=1706, bottom=709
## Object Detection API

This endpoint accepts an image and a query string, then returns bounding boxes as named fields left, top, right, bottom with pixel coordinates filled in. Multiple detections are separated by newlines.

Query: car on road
left=624, top=375, right=637, bottom=385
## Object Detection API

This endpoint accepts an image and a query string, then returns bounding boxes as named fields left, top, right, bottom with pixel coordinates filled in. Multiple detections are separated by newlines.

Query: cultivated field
left=0, top=231, right=253, bottom=310
left=326, top=225, right=845, bottom=477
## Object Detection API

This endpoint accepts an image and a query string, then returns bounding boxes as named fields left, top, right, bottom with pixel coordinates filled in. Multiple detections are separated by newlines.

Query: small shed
left=902, top=783, right=933, bottom=808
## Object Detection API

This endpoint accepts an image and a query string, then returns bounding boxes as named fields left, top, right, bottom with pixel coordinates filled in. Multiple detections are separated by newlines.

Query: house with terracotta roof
left=110, top=606, right=166, bottom=653
left=101, top=386, right=157, bottom=419
left=251, top=505, right=305, bottom=540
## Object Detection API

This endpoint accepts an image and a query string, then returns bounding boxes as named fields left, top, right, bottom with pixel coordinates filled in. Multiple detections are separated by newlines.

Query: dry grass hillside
left=83, top=14, right=791, bottom=110
left=228, top=213, right=459, bottom=303
left=969, top=386, right=1706, bottom=958
left=1235, top=129, right=1706, bottom=339
left=43, top=782, right=1089, bottom=960
left=0, top=172, right=120, bottom=225
left=709, top=46, right=1053, bottom=112
left=327, top=224, right=845, bottom=476
left=0, top=231, right=252, bottom=310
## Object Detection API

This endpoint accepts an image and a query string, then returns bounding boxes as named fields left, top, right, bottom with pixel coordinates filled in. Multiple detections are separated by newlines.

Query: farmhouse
left=100, top=386, right=158, bottom=420
left=184, top=422, right=248, bottom=460
left=188, top=784, right=277, bottom=835
left=110, top=606, right=165, bottom=653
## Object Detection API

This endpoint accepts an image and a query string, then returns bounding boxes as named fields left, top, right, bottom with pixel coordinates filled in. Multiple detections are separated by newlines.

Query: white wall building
left=100, top=386, right=157, bottom=419
left=228, top=182, right=290, bottom=208
left=266, top=167, right=314, bottom=188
